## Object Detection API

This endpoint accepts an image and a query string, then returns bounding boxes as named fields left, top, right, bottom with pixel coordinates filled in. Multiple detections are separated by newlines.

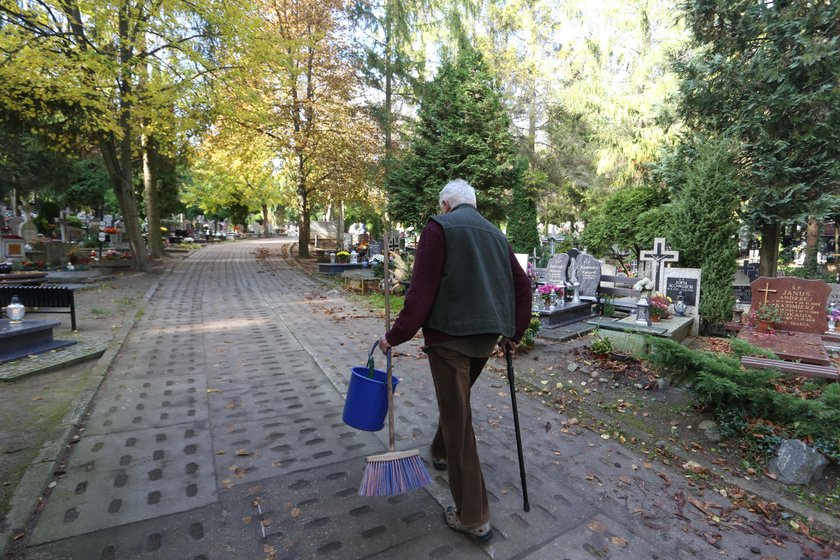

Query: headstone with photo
left=571, top=253, right=602, bottom=301
left=544, top=254, right=569, bottom=286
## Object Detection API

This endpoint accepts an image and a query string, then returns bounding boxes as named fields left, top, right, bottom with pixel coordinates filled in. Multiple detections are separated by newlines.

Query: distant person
left=379, top=178, right=531, bottom=543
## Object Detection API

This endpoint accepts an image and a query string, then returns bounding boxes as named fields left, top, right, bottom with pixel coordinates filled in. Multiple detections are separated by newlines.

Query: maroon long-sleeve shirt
left=385, top=219, right=533, bottom=348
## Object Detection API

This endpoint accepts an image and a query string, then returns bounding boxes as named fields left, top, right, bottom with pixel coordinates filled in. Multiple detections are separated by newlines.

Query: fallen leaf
left=587, top=520, right=606, bottom=532
left=290, top=507, right=301, bottom=518
left=236, top=449, right=251, bottom=456
left=261, top=518, right=272, bottom=527
left=207, top=388, right=221, bottom=393
left=656, top=472, right=671, bottom=487
left=32, top=397, right=43, bottom=401
left=216, top=450, right=226, bottom=455
left=610, top=536, right=627, bottom=547
left=682, top=461, right=710, bottom=475
left=618, top=476, right=632, bottom=485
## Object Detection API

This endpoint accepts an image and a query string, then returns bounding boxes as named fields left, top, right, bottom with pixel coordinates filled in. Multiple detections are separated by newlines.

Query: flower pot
left=650, top=315, right=660, bottom=322
left=755, top=319, right=774, bottom=332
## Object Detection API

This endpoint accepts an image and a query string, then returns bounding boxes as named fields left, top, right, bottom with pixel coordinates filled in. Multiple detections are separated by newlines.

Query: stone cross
left=640, top=237, right=679, bottom=293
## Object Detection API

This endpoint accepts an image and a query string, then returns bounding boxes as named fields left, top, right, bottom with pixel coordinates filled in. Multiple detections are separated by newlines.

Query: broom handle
left=506, top=347, right=530, bottom=512
left=386, top=348, right=395, bottom=452
left=383, top=229, right=395, bottom=452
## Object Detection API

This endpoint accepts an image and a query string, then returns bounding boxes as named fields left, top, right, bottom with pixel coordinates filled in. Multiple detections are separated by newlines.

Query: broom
left=358, top=231, right=432, bottom=496
left=358, top=347, right=432, bottom=496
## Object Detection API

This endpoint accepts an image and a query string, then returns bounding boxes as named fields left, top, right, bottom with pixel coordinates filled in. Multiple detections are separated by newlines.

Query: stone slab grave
left=537, top=251, right=596, bottom=328
left=737, top=276, right=833, bottom=366
left=0, top=319, right=76, bottom=365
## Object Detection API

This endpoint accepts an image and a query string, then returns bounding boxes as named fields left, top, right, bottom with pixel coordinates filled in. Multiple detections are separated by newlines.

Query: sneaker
left=432, top=457, right=447, bottom=471
left=443, top=506, right=492, bottom=544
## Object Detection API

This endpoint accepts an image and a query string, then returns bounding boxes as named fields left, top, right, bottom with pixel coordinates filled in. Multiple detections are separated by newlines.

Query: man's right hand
left=499, top=337, right=518, bottom=353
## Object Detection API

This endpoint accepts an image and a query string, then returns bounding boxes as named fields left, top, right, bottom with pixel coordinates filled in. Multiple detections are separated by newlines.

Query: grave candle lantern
left=6, top=295, right=25, bottom=323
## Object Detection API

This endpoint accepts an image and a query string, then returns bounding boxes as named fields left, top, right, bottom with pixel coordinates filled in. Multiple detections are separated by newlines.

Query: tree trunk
left=112, top=7, right=150, bottom=272
left=261, top=203, right=270, bottom=237
left=297, top=172, right=310, bottom=257
left=758, top=221, right=780, bottom=277
left=143, top=135, right=165, bottom=258
left=803, top=216, right=820, bottom=274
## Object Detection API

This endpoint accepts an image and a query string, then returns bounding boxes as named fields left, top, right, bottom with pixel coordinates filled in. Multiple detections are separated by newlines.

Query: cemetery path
left=5, top=239, right=837, bottom=559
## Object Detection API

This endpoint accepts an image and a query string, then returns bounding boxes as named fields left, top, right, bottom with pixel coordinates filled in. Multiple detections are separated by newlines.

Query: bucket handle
left=366, top=339, right=391, bottom=379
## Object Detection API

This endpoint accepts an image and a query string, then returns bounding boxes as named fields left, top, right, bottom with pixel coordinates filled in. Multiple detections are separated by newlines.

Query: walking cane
left=505, top=347, right=530, bottom=512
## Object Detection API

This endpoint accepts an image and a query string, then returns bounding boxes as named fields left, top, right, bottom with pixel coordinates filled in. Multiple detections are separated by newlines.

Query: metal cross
left=639, top=238, right=680, bottom=293
left=757, top=282, right=777, bottom=305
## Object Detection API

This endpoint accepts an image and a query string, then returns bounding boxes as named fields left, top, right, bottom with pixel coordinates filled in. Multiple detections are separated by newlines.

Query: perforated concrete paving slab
left=27, top=503, right=252, bottom=560
left=219, top=458, right=447, bottom=560
left=83, top=374, right=208, bottom=435
left=205, top=353, right=346, bottom=424
left=211, top=406, right=386, bottom=486
left=29, top=423, right=216, bottom=545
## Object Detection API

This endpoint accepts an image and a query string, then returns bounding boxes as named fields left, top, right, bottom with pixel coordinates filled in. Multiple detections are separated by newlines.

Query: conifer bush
left=644, top=336, right=840, bottom=461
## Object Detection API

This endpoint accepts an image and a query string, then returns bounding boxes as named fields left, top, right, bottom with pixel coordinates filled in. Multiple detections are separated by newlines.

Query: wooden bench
left=596, top=274, right=640, bottom=314
left=0, top=285, right=78, bottom=330
left=740, top=356, right=839, bottom=381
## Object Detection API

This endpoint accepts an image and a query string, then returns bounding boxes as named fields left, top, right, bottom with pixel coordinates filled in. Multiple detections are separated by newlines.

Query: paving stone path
left=21, top=239, right=820, bottom=559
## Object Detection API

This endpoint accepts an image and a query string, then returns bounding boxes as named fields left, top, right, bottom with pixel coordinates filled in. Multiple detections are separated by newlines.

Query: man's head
left=439, top=179, right=476, bottom=214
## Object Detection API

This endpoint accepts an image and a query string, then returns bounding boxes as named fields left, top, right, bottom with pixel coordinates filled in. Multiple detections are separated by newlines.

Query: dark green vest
left=424, top=204, right=516, bottom=337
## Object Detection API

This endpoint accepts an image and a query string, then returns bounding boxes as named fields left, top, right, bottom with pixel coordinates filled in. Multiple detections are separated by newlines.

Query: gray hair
left=439, top=179, right=476, bottom=208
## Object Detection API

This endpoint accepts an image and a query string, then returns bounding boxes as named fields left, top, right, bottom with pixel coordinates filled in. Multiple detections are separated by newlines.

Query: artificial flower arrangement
left=633, top=277, right=654, bottom=294
left=648, top=293, right=671, bottom=319
left=826, top=306, right=840, bottom=322
left=537, top=284, right=562, bottom=306
left=745, top=303, right=784, bottom=327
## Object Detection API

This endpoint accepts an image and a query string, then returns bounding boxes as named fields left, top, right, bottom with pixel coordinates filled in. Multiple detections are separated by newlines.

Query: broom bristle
left=358, top=449, right=432, bottom=496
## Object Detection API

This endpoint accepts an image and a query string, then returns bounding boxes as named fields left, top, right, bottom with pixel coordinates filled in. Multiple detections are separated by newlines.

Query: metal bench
left=0, top=285, right=78, bottom=330
left=597, top=274, right=640, bottom=314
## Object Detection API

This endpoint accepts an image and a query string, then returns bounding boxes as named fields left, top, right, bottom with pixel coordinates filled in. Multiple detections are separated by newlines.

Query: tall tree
left=211, top=0, right=379, bottom=256
left=387, top=46, right=526, bottom=229
left=0, top=0, right=229, bottom=270
left=674, top=0, right=840, bottom=277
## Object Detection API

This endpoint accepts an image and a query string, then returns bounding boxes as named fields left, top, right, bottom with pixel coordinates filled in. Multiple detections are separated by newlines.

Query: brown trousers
left=426, top=346, right=490, bottom=526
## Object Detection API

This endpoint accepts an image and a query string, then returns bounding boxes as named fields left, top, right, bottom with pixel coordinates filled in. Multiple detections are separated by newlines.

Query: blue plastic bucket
left=343, top=366, right=400, bottom=432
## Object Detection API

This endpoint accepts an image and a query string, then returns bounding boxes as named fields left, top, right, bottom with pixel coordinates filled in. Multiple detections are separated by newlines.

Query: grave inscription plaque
left=750, top=276, right=830, bottom=335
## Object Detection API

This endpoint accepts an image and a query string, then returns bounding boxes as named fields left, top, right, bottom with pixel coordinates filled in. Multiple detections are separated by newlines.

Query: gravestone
left=743, top=260, right=760, bottom=283
left=20, top=221, right=38, bottom=243
left=368, top=240, right=384, bottom=257
left=737, top=276, right=832, bottom=366
left=750, top=276, right=830, bottom=334
left=639, top=238, right=679, bottom=293
left=732, top=268, right=753, bottom=304
left=571, top=253, right=602, bottom=300
left=544, top=254, right=569, bottom=286
left=664, top=268, right=701, bottom=309
left=8, top=217, right=24, bottom=236
left=664, top=268, right=702, bottom=335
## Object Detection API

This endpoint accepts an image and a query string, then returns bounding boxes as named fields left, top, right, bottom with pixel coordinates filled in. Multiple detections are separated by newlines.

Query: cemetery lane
left=9, top=239, right=833, bottom=559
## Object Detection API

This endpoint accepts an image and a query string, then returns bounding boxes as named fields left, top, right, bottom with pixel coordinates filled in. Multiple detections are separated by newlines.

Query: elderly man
left=379, top=178, right=532, bottom=543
